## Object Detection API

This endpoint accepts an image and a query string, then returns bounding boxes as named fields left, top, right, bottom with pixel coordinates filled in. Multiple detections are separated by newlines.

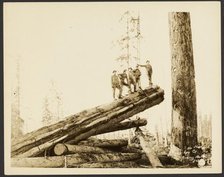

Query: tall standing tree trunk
left=168, top=12, right=198, bottom=155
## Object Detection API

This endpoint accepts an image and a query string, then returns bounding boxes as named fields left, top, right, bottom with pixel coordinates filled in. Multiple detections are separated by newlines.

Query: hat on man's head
left=113, top=70, right=117, bottom=73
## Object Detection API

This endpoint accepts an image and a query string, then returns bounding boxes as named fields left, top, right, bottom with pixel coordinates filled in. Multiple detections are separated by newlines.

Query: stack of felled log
left=11, top=86, right=164, bottom=168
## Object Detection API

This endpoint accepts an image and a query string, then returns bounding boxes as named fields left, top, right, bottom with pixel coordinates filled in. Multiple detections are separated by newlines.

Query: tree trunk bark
left=53, top=143, right=113, bottom=156
left=135, top=128, right=163, bottom=168
left=12, top=86, right=164, bottom=158
left=95, top=118, right=147, bottom=135
left=76, top=138, right=128, bottom=148
left=116, top=146, right=143, bottom=154
left=11, top=156, right=65, bottom=168
left=11, top=153, right=141, bottom=168
left=67, top=161, right=139, bottom=168
left=66, top=88, right=164, bottom=144
left=169, top=12, right=198, bottom=154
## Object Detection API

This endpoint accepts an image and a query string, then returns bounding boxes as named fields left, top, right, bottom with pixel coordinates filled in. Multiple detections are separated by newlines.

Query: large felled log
left=119, top=146, right=143, bottom=154
left=95, top=118, right=147, bottom=135
left=168, top=12, right=198, bottom=157
left=76, top=138, right=128, bottom=148
left=67, top=119, right=147, bottom=145
left=11, top=156, right=65, bottom=168
left=106, top=145, right=143, bottom=154
left=68, top=161, right=139, bottom=168
left=135, top=128, right=163, bottom=168
left=75, top=138, right=142, bottom=153
left=65, top=87, right=164, bottom=144
left=12, top=86, right=164, bottom=157
left=11, top=152, right=141, bottom=168
left=54, top=143, right=112, bottom=156
left=67, top=152, right=142, bottom=165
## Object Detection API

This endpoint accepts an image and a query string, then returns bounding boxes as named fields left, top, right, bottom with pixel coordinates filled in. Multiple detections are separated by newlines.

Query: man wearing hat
left=119, top=69, right=130, bottom=89
left=128, top=67, right=136, bottom=92
left=138, top=60, right=153, bottom=86
left=111, top=70, right=122, bottom=99
left=134, top=65, right=142, bottom=90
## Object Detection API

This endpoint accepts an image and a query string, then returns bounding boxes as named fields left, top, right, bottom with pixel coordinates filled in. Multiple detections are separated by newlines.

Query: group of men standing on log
left=111, top=60, right=153, bottom=99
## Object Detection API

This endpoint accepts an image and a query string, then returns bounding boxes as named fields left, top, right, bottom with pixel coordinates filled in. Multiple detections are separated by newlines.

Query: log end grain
left=54, top=143, right=68, bottom=156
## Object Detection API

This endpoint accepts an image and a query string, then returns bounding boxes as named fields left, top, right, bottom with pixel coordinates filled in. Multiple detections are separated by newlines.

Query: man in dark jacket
left=119, top=69, right=130, bottom=88
left=111, top=70, right=122, bottom=99
left=128, top=67, right=136, bottom=92
left=134, top=65, right=142, bottom=90
left=138, top=60, right=153, bottom=86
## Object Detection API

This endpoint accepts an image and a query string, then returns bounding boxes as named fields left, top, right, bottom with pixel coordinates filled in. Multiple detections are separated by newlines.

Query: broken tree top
left=11, top=85, right=164, bottom=158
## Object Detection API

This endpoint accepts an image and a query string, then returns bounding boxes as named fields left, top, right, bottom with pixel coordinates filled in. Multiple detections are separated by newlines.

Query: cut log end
left=54, top=143, right=68, bottom=156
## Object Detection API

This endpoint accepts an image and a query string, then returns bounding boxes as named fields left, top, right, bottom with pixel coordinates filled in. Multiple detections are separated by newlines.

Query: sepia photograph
left=3, top=1, right=221, bottom=175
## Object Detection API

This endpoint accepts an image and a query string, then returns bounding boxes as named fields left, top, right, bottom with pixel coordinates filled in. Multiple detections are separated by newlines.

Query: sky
left=4, top=2, right=221, bottom=134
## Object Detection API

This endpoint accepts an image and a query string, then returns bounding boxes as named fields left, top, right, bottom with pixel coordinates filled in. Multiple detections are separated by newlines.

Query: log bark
left=117, top=146, right=143, bottom=154
left=66, top=152, right=141, bottom=165
left=135, top=128, right=163, bottom=168
left=12, top=86, right=164, bottom=158
left=95, top=118, right=147, bottom=135
left=68, top=161, right=139, bottom=168
left=11, top=156, right=65, bottom=168
left=169, top=12, right=198, bottom=153
left=76, top=138, right=128, bottom=148
left=54, top=143, right=112, bottom=156
left=11, top=152, right=141, bottom=168
left=66, top=88, right=164, bottom=144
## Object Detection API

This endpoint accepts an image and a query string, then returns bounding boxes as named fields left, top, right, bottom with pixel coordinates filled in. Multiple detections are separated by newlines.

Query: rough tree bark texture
left=53, top=143, right=113, bottom=156
left=67, top=161, right=139, bottom=168
left=96, top=118, right=147, bottom=135
left=169, top=12, right=197, bottom=152
left=12, top=86, right=164, bottom=158
left=11, top=153, right=141, bottom=168
left=53, top=142, right=143, bottom=155
left=76, top=138, right=128, bottom=148
left=135, top=128, right=163, bottom=168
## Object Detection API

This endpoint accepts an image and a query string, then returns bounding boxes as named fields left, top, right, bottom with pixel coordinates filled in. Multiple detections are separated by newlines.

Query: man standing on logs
left=111, top=70, right=122, bottom=99
left=128, top=67, right=137, bottom=93
left=138, top=60, right=153, bottom=87
left=134, top=65, right=142, bottom=90
left=119, top=69, right=131, bottom=94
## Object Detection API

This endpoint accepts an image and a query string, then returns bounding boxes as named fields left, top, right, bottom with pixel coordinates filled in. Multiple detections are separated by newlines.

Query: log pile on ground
left=11, top=86, right=164, bottom=168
